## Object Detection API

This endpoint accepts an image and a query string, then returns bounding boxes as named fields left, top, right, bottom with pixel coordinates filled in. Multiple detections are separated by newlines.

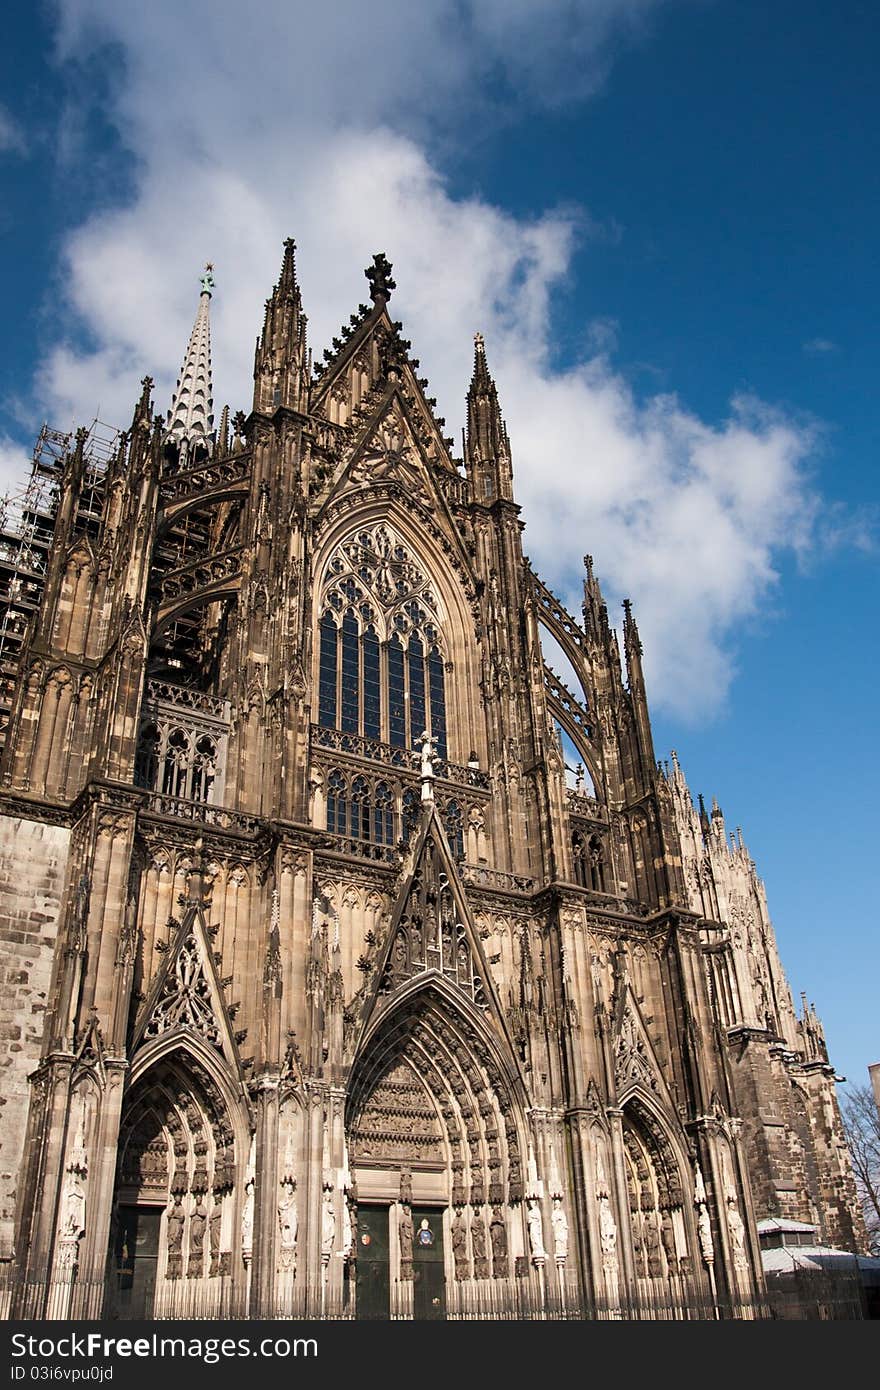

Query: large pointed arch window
left=317, top=525, right=449, bottom=756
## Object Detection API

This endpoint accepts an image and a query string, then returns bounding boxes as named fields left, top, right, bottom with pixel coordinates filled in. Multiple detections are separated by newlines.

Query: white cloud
left=0, top=436, right=34, bottom=498
left=0, top=105, right=27, bottom=156
left=802, top=337, right=838, bottom=355
left=28, top=0, right=827, bottom=719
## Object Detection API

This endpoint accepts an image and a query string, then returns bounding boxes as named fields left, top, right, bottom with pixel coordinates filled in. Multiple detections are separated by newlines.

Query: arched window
left=327, top=770, right=347, bottom=835
left=135, top=723, right=159, bottom=790
left=571, top=830, right=587, bottom=888
left=317, top=525, right=449, bottom=755
left=402, top=787, right=420, bottom=843
left=351, top=776, right=371, bottom=841
left=374, top=781, right=394, bottom=846
left=191, top=735, right=218, bottom=804
left=162, top=729, right=189, bottom=798
left=444, top=800, right=464, bottom=861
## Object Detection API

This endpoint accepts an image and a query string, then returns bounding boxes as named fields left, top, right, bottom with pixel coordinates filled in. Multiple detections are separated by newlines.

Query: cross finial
left=200, top=263, right=215, bottom=295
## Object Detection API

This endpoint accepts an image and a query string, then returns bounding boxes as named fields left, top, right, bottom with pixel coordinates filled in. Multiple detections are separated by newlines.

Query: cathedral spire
left=253, top=238, right=308, bottom=414
left=466, top=332, right=512, bottom=502
left=165, top=266, right=215, bottom=449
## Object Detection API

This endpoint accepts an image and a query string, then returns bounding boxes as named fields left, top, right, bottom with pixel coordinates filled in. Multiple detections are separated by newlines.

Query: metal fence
left=0, top=1266, right=868, bottom=1322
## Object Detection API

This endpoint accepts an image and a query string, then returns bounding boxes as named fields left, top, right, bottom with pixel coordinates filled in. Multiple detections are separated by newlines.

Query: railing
left=529, top=571, right=587, bottom=651
left=159, top=452, right=251, bottom=507
left=310, top=725, right=491, bottom=790
left=544, top=662, right=592, bottom=739
left=144, top=793, right=261, bottom=836
left=566, top=787, right=605, bottom=820
left=460, top=864, right=536, bottom=894
left=316, top=831, right=398, bottom=863
left=159, top=545, right=244, bottom=602
left=145, top=680, right=229, bottom=720
left=0, top=1266, right=866, bottom=1321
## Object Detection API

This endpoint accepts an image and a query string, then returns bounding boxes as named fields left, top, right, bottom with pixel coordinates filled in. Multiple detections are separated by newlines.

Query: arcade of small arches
left=314, top=763, right=481, bottom=862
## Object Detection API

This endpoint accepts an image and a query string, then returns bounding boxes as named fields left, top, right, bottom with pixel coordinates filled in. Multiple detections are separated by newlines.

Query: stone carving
left=241, top=1177, right=254, bottom=1265
left=452, top=1208, right=469, bottom=1281
left=278, top=1181, right=298, bottom=1272
left=209, top=1202, right=223, bottom=1277
left=614, top=1005, right=658, bottom=1094
left=398, top=1205, right=413, bottom=1280
left=471, top=1209, right=489, bottom=1278
left=188, top=1200, right=207, bottom=1278
left=321, top=1185, right=336, bottom=1259
left=694, top=1166, right=714, bottom=1266
left=551, top=1197, right=569, bottom=1261
left=166, top=1197, right=185, bottom=1279
left=527, top=1199, right=546, bottom=1261
left=143, top=928, right=223, bottom=1050
left=490, top=1206, right=508, bottom=1278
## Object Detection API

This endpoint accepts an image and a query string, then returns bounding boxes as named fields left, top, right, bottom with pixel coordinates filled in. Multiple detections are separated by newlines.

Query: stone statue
left=166, top=1198, right=184, bottom=1279
left=398, top=1205, right=413, bottom=1279
left=551, top=1196, right=569, bottom=1260
left=188, top=1201, right=207, bottom=1278
left=209, top=1204, right=222, bottom=1277
left=697, top=1204, right=714, bottom=1264
left=490, top=1206, right=508, bottom=1277
left=60, top=1173, right=86, bottom=1242
left=278, top=1181, right=298, bottom=1271
left=451, top=1208, right=468, bottom=1280
left=727, top=1198, right=748, bottom=1269
left=342, top=1193, right=353, bottom=1260
left=321, top=1187, right=336, bottom=1258
left=471, top=1209, right=489, bottom=1277
left=241, top=1177, right=254, bottom=1262
left=526, top=1199, right=546, bottom=1260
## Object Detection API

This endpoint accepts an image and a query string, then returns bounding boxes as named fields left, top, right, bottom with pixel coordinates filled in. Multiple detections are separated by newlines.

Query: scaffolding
left=0, top=418, right=119, bottom=751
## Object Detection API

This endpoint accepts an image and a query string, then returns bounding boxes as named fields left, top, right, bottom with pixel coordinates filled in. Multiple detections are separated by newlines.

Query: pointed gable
left=133, top=865, right=246, bottom=1080
left=610, top=974, right=676, bottom=1111
left=366, top=804, right=505, bottom=1022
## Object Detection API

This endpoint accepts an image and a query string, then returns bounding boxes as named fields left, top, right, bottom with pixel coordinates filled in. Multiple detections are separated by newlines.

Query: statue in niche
left=398, top=1205, right=413, bottom=1279
left=278, top=1181, right=298, bottom=1271
left=644, top=1213, right=663, bottom=1277
left=490, top=1207, right=508, bottom=1277
left=551, top=1197, right=569, bottom=1260
left=321, top=1187, right=336, bottom=1258
left=451, top=1208, right=468, bottom=1280
left=471, top=1209, right=489, bottom=1278
left=727, top=1197, right=748, bottom=1269
left=241, top=1177, right=254, bottom=1261
left=526, top=1199, right=546, bottom=1260
left=188, top=1201, right=207, bottom=1278
left=166, top=1198, right=184, bottom=1278
left=209, top=1204, right=222, bottom=1277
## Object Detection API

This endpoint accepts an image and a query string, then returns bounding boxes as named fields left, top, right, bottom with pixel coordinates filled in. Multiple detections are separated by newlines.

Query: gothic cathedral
left=0, top=245, right=864, bottom=1319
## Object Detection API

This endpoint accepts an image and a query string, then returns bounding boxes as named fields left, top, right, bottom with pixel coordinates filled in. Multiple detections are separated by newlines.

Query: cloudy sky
left=1, top=1, right=878, bottom=1088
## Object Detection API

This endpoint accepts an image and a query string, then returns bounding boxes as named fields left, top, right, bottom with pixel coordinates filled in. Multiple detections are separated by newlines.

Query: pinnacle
left=278, top=238, right=298, bottom=297
left=365, top=252, right=396, bottom=306
left=469, top=330, right=494, bottom=394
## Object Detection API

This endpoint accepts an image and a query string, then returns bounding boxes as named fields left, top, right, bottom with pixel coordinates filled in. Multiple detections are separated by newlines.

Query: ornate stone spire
left=166, top=265, right=215, bottom=447
left=467, top=332, right=508, bottom=464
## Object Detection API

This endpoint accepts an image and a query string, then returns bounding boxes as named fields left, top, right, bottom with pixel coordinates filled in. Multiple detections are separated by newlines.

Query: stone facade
left=0, top=243, right=865, bottom=1319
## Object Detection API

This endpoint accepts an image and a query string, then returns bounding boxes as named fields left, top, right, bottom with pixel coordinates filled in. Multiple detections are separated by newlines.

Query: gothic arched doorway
left=621, top=1098, right=696, bottom=1304
left=346, top=981, right=526, bottom=1320
left=108, top=1046, right=241, bottom=1319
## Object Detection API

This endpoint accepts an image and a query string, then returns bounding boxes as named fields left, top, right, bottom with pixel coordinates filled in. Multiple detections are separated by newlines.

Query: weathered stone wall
left=0, top=817, right=69, bottom=1258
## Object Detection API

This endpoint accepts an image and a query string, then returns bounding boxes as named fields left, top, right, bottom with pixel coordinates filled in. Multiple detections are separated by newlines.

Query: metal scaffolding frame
left=0, top=418, right=118, bottom=750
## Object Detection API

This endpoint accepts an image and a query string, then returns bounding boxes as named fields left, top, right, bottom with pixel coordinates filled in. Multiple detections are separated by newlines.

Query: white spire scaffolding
left=166, top=265, right=215, bottom=449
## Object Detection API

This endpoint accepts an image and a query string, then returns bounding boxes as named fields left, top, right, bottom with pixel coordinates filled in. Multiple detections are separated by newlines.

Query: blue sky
left=1, top=1, right=877, bottom=1090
